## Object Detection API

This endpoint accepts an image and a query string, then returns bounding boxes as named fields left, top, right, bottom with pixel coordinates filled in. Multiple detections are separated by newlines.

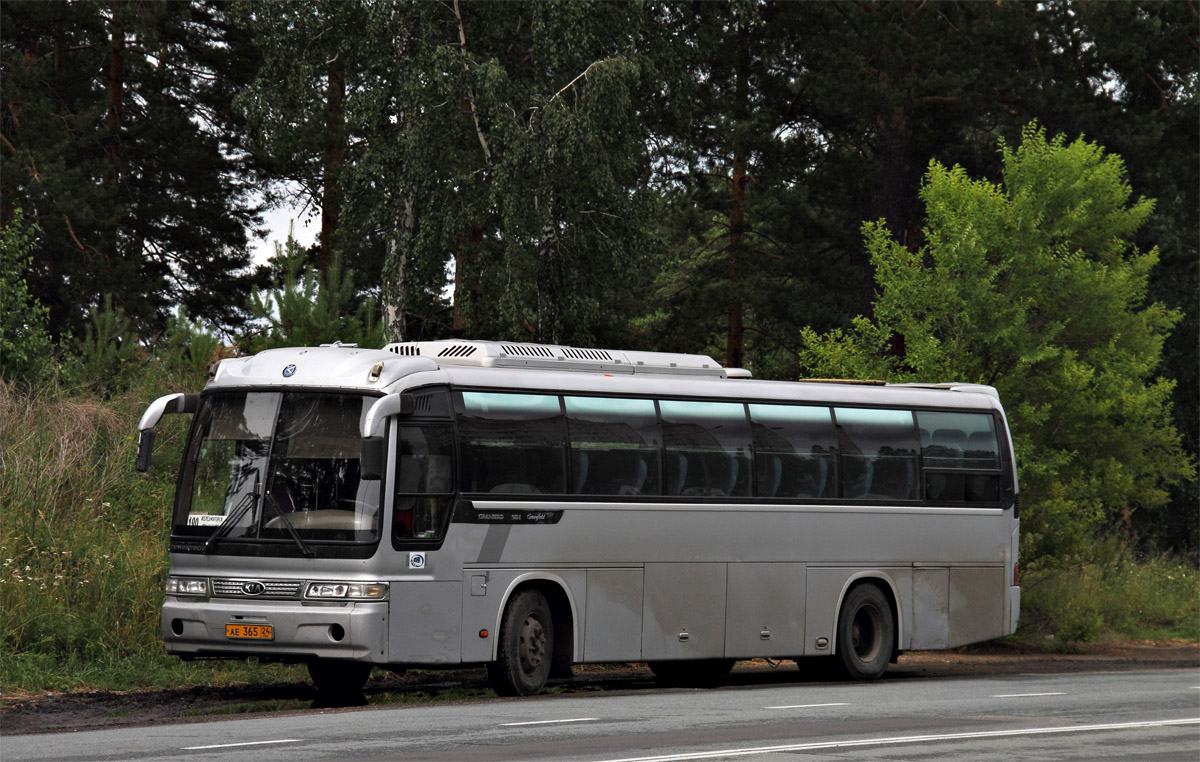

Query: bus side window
left=394, top=425, right=454, bottom=541
left=456, top=392, right=566, bottom=495
left=564, top=396, right=660, bottom=496
left=834, top=408, right=919, bottom=501
left=748, top=404, right=837, bottom=499
left=660, top=400, right=752, bottom=498
left=917, top=411, right=1002, bottom=504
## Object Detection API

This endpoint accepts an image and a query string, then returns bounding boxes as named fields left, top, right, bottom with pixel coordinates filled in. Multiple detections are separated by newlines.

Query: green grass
left=1019, top=540, right=1200, bottom=648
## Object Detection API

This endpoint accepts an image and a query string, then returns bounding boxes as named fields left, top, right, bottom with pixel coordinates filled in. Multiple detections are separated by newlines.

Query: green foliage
left=0, top=209, right=53, bottom=384
left=1, top=0, right=264, bottom=339
left=67, top=295, right=139, bottom=395
left=1021, top=540, right=1200, bottom=646
left=247, top=240, right=383, bottom=351
left=158, top=307, right=225, bottom=377
left=801, top=125, right=1195, bottom=567
left=0, top=363, right=197, bottom=691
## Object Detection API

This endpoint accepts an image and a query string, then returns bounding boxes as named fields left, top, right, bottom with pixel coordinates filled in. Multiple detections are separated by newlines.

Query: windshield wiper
left=205, top=490, right=258, bottom=553
left=264, top=491, right=317, bottom=559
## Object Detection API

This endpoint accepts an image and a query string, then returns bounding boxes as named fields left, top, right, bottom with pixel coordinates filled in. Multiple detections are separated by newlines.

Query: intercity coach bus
left=136, top=339, right=1020, bottom=697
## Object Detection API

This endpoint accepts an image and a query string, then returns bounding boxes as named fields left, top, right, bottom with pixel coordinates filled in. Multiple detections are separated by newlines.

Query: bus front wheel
left=834, top=583, right=894, bottom=681
left=488, top=589, right=554, bottom=696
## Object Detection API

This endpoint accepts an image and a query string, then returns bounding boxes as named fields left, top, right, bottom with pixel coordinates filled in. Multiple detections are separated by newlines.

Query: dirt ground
left=2, top=640, right=1196, bottom=736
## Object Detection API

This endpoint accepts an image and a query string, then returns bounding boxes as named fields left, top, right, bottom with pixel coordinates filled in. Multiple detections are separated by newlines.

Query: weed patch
left=1020, top=540, right=1200, bottom=648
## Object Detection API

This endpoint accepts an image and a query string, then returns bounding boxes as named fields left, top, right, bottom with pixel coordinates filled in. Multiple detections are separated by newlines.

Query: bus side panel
left=724, top=563, right=806, bottom=659
left=584, top=568, right=644, bottom=662
left=911, top=567, right=950, bottom=649
left=642, top=563, right=727, bottom=660
left=388, top=581, right=462, bottom=664
left=948, top=566, right=1005, bottom=647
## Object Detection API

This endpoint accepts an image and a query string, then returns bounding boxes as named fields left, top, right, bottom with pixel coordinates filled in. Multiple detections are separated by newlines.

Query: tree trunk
left=381, top=194, right=416, bottom=344
left=726, top=23, right=750, bottom=370
left=319, top=64, right=345, bottom=274
left=536, top=199, right=564, bottom=345
left=452, top=224, right=484, bottom=337
left=103, top=19, right=124, bottom=189
left=864, top=103, right=914, bottom=318
left=727, top=149, right=747, bottom=370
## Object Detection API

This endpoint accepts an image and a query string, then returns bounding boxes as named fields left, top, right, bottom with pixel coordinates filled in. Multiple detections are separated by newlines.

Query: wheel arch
left=829, top=572, right=903, bottom=659
left=490, top=572, right=580, bottom=664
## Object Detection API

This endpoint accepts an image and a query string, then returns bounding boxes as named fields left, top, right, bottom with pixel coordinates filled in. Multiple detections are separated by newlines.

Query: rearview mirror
left=361, top=436, right=386, bottom=481
left=135, top=393, right=199, bottom=472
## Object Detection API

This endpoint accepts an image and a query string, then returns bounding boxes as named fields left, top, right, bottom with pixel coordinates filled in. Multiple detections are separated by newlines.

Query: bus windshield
left=172, top=391, right=382, bottom=549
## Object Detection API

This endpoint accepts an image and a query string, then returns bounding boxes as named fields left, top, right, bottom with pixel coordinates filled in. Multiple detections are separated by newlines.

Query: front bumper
left=161, top=596, right=388, bottom=663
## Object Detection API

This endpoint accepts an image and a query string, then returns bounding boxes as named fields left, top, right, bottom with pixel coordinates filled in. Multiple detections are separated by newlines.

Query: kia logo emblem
left=242, top=581, right=266, bottom=596
left=282, top=364, right=296, bottom=377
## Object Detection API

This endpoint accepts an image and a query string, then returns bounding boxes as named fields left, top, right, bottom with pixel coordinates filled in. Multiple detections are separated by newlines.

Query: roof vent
left=501, top=343, right=555, bottom=358
left=563, top=347, right=615, bottom=362
left=387, top=343, right=422, bottom=356
left=379, top=340, right=744, bottom=378
left=437, top=344, right=477, bottom=358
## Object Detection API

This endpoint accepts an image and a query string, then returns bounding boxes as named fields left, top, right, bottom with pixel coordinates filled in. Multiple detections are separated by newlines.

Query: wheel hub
left=518, top=615, right=546, bottom=673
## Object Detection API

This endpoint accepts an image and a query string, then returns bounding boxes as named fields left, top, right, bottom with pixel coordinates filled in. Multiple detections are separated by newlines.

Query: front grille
left=210, top=578, right=304, bottom=599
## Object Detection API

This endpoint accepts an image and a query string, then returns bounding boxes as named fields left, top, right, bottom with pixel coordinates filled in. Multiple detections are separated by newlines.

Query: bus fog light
left=305, top=581, right=389, bottom=600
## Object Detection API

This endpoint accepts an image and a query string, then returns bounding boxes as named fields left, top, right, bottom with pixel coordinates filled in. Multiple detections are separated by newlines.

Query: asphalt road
left=4, top=668, right=1198, bottom=761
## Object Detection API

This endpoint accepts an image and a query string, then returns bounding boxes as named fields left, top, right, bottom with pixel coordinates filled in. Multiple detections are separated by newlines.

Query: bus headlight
left=304, top=581, right=389, bottom=600
left=166, top=576, right=210, bottom=596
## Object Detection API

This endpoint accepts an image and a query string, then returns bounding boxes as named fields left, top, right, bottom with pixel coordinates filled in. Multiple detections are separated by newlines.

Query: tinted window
left=917, top=411, right=1001, bottom=503
left=565, top=396, right=660, bottom=496
left=394, top=425, right=454, bottom=540
left=749, top=404, right=837, bottom=498
left=834, top=408, right=919, bottom=500
left=660, top=400, right=752, bottom=497
left=456, top=392, right=566, bottom=494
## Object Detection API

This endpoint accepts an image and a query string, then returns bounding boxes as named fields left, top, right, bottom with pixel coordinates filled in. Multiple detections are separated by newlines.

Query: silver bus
left=137, top=339, right=1020, bottom=696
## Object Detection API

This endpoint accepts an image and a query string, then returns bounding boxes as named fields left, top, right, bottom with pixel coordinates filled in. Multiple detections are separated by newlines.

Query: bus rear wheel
left=834, top=583, right=894, bottom=681
left=488, top=589, right=555, bottom=696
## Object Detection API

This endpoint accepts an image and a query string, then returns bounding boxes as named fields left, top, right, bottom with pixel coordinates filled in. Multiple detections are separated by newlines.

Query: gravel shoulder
left=2, top=640, right=1196, bottom=736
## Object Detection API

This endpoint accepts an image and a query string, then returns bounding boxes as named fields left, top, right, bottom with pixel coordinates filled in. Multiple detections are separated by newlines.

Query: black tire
left=307, top=659, right=372, bottom=703
left=834, top=583, right=894, bottom=681
left=488, top=589, right=555, bottom=696
left=647, top=658, right=735, bottom=688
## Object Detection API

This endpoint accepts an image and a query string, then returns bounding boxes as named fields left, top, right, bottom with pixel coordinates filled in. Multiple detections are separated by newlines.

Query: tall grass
left=1020, top=538, right=1200, bottom=648
left=0, top=369, right=199, bottom=694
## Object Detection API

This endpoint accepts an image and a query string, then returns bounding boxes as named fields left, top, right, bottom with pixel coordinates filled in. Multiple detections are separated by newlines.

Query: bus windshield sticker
left=187, top=514, right=227, bottom=527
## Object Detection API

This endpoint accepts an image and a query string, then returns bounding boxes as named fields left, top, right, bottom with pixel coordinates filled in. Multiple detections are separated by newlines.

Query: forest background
left=1, top=0, right=1197, bottom=694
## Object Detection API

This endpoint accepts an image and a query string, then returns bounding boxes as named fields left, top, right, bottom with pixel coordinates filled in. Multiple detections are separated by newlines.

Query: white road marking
left=765, top=703, right=850, bottom=709
left=593, top=718, right=1200, bottom=762
left=992, top=691, right=1067, bottom=698
left=502, top=717, right=600, bottom=727
left=183, top=739, right=303, bottom=750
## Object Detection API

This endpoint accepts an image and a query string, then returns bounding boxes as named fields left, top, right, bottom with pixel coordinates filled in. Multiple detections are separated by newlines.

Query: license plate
left=226, top=623, right=273, bottom=640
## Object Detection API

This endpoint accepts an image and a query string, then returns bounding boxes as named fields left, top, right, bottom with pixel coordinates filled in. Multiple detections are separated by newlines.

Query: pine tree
left=1, top=0, right=265, bottom=338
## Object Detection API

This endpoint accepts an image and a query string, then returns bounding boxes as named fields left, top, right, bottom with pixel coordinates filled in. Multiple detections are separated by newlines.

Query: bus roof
left=204, top=341, right=1001, bottom=411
